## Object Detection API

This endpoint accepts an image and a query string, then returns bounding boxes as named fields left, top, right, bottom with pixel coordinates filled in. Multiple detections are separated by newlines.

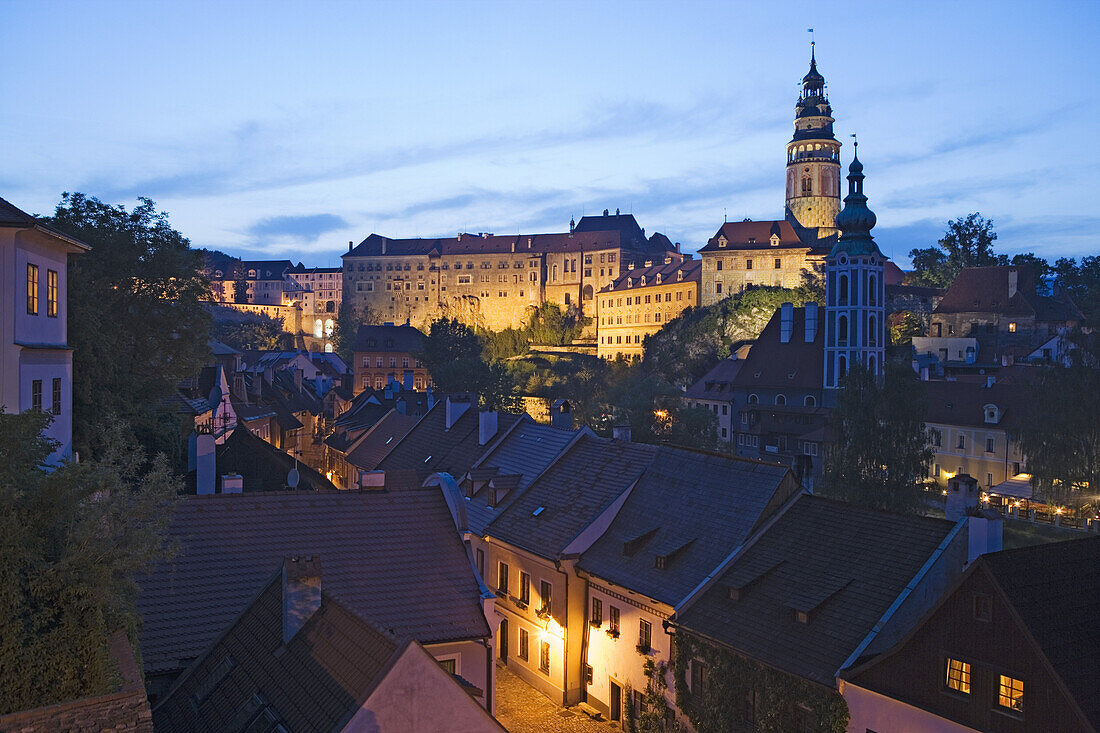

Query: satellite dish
left=287, top=468, right=300, bottom=489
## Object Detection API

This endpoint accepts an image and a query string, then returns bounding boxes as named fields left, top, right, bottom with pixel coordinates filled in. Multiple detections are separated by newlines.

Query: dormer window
left=770, top=234, right=780, bottom=247
left=718, top=237, right=727, bottom=248
left=247, top=269, right=257, bottom=278
left=984, top=404, right=1001, bottom=424
left=677, top=270, right=684, bottom=281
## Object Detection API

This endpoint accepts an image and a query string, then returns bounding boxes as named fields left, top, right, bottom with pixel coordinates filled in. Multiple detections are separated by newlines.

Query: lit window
left=47, top=270, right=58, bottom=317
left=437, top=658, right=456, bottom=675
left=497, top=562, right=509, bottom=594
left=519, top=628, right=529, bottom=661
left=1008, top=322, right=1017, bottom=333
left=591, top=598, right=602, bottom=626
left=945, top=658, right=970, bottom=694
left=27, top=264, right=39, bottom=315
left=539, top=580, right=552, bottom=615
left=519, top=573, right=530, bottom=604
left=998, top=675, right=1023, bottom=713
left=638, top=619, right=652, bottom=651
left=539, top=640, right=550, bottom=674
left=609, top=606, right=620, bottom=635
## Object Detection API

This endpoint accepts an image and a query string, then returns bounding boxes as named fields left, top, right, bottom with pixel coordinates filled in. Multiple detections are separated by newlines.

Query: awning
left=988, top=473, right=1034, bottom=500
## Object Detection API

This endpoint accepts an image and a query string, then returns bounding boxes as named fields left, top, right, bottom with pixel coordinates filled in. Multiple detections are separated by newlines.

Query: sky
left=3, top=0, right=1098, bottom=268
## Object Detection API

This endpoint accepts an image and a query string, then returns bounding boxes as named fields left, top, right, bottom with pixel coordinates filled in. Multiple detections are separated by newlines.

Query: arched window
left=839, top=274, right=849, bottom=305
left=804, top=395, right=817, bottom=407
left=313, top=319, right=323, bottom=338
left=801, top=169, right=812, bottom=194
left=869, top=315, right=877, bottom=345
left=325, top=300, right=336, bottom=313
left=869, top=274, right=877, bottom=305
left=582, top=284, right=594, bottom=301
left=838, top=355, right=848, bottom=382
left=324, top=342, right=333, bottom=353
left=868, top=355, right=877, bottom=374
left=748, top=394, right=759, bottom=404
left=552, top=265, right=559, bottom=281
left=838, top=315, right=848, bottom=345
left=324, top=319, right=334, bottom=337
left=775, top=394, right=786, bottom=406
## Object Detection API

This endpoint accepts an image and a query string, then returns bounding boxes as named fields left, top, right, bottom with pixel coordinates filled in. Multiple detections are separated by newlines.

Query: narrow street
left=494, top=663, right=616, bottom=733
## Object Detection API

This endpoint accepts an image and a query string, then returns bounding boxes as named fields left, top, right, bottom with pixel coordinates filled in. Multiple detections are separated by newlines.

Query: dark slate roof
left=982, top=535, right=1100, bottom=729
left=464, top=422, right=583, bottom=534
left=578, top=447, right=794, bottom=606
left=601, top=257, right=701, bottom=293
left=345, top=410, right=420, bottom=470
left=922, top=379, right=1031, bottom=431
left=486, top=435, right=659, bottom=557
left=231, top=260, right=295, bottom=280
left=675, top=495, right=956, bottom=687
left=352, top=323, right=425, bottom=353
left=137, top=490, right=491, bottom=677
left=376, top=401, right=521, bottom=480
left=208, top=338, right=242, bottom=356
left=698, top=220, right=808, bottom=253
left=934, top=266, right=1083, bottom=323
left=732, top=307, right=824, bottom=391
left=153, top=571, right=404, bottom=731
left=685, top=358, right=745, bottom=401
left=184, top=427, right=337, bottom=493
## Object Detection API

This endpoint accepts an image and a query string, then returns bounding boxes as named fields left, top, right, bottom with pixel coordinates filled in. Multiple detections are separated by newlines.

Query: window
left=51, top=378, right=61, bottom=415
left=805, top=395, right=817, bottom=407
left=774, top=258, right=782, bottom=269
left=987, top=472, right=994, bottom=487
left=957, top=435, right=966, bottom=450
left=31, top=379, right=43, bottom=412
left=591, top=598, right=602, bottom=626
left=998, top=675, right=1024, bottom=713
left=609, top=606, right=620, bottom=635
left=1008, top=322, right=1017, bottom=333
left=475, top=548, right=484, bottom=578
left=945, top=658, right=971, bottom=694
left=839, top=274, right=849, bottom=305
left=519, top=573, right=530, bottom=604
left=691, top=660, right=706, bottom=695
left=746, top=258, right=753, bottom=270
left=519, top=628, right=529, bottom=661
left=437, top=658, right=457, bottom=675
left=27, top=264, right=39, bottom=315
left=638, top=619, right=652, bottom=651
left=539, top=580, right=552, bottom=615
left=497, top=562, right=509, bottom=594
left=716, top=259, right=723, bottom=271
left=931, top=429, right=942, bottom=447
left=46, top=270, right=58, bottom=317
left=801, top=173, right=812, bottom=194
left=986, top=437, right=995, bottom=453
left=973, top=593, right=992, bottom=622
left=539, top=640, right=550, bottom=674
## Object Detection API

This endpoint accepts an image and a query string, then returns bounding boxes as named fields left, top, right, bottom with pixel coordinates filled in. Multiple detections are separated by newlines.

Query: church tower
left=785, top=44, right=842, bottom=237
left=823, top=144, right=886, bottom=403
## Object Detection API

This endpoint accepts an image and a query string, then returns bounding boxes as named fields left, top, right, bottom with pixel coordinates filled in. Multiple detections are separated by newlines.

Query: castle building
left=698, top=46, right=843, bottom=306
left=823, top=145, right=886, bottom=402
left=595, top=253, right=700, bottom=359
left=341, top=212, right=676, bottom=333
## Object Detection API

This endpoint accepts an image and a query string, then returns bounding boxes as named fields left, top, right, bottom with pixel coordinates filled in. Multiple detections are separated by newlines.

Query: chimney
left=966, top=510, right=1004, bottom=564
left=263, top=366, right=274, bottom=386
left=945, top=473, right=979, bottom=521
left=612, top=425, right=632, bottom=442
left=220, top=473, right=243, bottom=494
left=196, top=433, right=216, bottom=495
left=804, top=301, right=818, bottom=342
left=479, top=410, right=499, bottom=445
left=779, top=302, right=794, bottom=343
left=403, top=370, right=413, bottom=391
left=294, top=368, right=303, bottom=392
left=551, top=399, right=573, bottom=430
left=986, top=375, right=996, bottom=388
left=282, top=556, right=322, bottom=644
left=358, top=470, right=386, bottom=489
left=445, top=395, right=472, bottom=429
left=426, top=385, right=435, bottom=408
left=381, top=240, right=387, bottom=255
left=1008, top=268, right=1018, bottom=299
left=348, top=240, right=353, bottom=252
left=232, top=372, right=247, bottom=402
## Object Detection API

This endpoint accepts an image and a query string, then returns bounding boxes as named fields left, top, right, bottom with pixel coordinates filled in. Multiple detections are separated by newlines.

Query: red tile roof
left=934, top=266, right=1083, bottom=323
left=698, top=220, right=807, bottom=253
left=601, top=257, right=701, bottom=293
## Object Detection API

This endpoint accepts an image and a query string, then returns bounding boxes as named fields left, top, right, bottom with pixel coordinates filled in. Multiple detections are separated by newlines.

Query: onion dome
left=831, top=147, right=882, bottom=257
left=802, top=46, right=825, bottom=91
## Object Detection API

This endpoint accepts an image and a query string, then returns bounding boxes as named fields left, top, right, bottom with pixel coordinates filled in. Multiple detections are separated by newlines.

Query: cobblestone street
left=494, top=663, right=616, bottom=733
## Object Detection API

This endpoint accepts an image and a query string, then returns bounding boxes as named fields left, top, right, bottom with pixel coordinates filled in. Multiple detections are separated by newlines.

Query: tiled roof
left=486, top=435, right=659, bottom=557
left=352, top=323, right=425, bottom=353
left=922, top=379, right=1031, bottom=431
left=698, top=220, right=807, bottom=253
left=184, top=427, right=337, bottom=493
left=136, top=490, right=491, bottom=677
left=732, top=306, right=824, bottom=391
left=345, top=409, right=420, bottom=471
left=601, top=257, right=701, bottom=293
left=982, top=536, right=1100, bottom=729
left=463, top=422, right=583, bottom=534
left=934, top=266, right=1083, bottom=323
left=230, top=260, right=295, bottom=280
left=153, top=571, right=403, bottom=731
left=0, top=196, right=91, bottom=250
left=579, top=447, right=795, bottom=606
left=674, top=495, right=956, bottom=687
left=376, top=401, right=521, bottom=480
left=685, top=358, right=745, bottom=400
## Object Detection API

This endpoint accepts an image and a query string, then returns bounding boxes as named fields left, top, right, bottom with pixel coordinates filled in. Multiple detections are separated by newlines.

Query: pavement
left=494, top=663, right=616, bottom=733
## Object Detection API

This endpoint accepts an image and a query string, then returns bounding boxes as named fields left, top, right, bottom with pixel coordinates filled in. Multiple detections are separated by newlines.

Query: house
left=0, top=196, right=90, bottom=461
left=576, top=450, right=801, bottom=725
left=153, top=557, right=504, bottom=732
left=335, top=408, right=420, bottom=489
left=186, top=425, right=338, bottom=493
left=352, top=322, right=430, bottom=393
left=136, top=488, right=494, bottom=710
left=670, top=495, right=976, bottom=732
left=683, top=353, right=747, bottom=445
left=842, top=535, right=1100, bottom=733
left=596, top=254, right=701, bottom=359
left=699, top=220, right=831, bottom=304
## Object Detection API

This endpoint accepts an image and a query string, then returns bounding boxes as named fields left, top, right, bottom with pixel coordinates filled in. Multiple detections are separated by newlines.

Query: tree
left=889, top=311, right=923, bottom=347
left=1053, top=255, right=1100, bottom=325
left=481, top=327, right=529, bottom=361
left=211, top=310, right=293, bottom=351
left=418, top=319, right=520, bottom=411
left=1011, top=346, right=1100, bottom=511
left=331, top=300, right=380, bottom=364
left=46, top=193, right=212, bottom=462
left=0, top=410, right=178, bottom=714
left=525, top=302, right=588, bottom=346
left=909, top=213, right=998, bottom=288
left=821, top=362, right=933, bottom=514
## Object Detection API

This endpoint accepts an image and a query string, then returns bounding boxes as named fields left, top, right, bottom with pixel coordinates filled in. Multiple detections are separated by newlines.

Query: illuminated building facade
left=595, top=254, right=700, bottom=359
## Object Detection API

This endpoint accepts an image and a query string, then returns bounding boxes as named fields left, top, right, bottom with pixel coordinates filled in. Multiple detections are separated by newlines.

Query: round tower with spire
left=823, top=143, right=886, bottom=402
left=785, top=43, right=842, bottom=238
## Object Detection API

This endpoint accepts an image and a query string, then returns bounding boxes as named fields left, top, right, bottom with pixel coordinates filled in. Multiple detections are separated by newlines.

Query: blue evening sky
left=3, top=0, right=1097, bottom=267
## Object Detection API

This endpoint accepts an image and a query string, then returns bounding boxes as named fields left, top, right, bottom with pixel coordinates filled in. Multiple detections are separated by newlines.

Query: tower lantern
left=785, top=44, right=842, bottom=237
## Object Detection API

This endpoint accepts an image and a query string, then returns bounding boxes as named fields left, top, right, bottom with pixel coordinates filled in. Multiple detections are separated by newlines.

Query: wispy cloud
left=247, top=213, right=349, bottom=243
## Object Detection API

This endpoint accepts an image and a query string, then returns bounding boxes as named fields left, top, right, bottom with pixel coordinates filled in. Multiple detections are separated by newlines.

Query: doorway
left=610, top=680, right=622, bottom=723
left=499, top=619, right=509, bottom=661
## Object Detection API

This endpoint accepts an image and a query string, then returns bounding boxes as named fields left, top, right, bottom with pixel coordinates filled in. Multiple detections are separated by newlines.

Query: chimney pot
left=445, top=395, right=472, bottom=429
left=478, top=410, right=499, bottom=446
left=779, top=302, right=794, bottom=343
left=612, top=425, right=632, bottom=442
left=196, top=433, right=216, bottom=495
left=220, top=473, right=243, bottom=494
left=283, top=556, right=322, bottom=644
left=804, top=301, right=818, bottom=343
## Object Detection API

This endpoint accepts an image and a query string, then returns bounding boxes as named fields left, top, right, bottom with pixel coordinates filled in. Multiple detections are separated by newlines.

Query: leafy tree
left=1053, top=255, right=1100, bottom=325
left=232, top=264, right=249, bottom=304
left=606, top=371, right=717, bottom=448
left=1011, top=345, right=1100, bottom=511
left=821, top=362, right=933, bottom=514
left=332, top=300, right=380, bottom=364
left=481, top=327, right=529, bottom=361
left=418, top=319, right=520, bottom=411
left=525, top=302, right=588, bottom=346
left=211, top=310, right=293, bottom=351
left=889, top=311, right=923, bottom=347
left=0, top=410, right=178, bottom=714
left=46, top=193, right=212, bottom=461
left=908, top=213, right=998, bottom=288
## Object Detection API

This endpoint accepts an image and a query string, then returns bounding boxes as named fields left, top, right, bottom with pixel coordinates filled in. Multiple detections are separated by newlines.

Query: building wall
left=842, top=681, right=979, bottom=733
left=684, top=396, right=737, bottom=444
left=596, top=278, right=698, bottom=359
left=352, top=349, right=430, bottom=394
left=700, top=246, right=823, bottom=306
left=424, top=639, right=493, bottom=710
left=927, top=422, right=1025, bottom=492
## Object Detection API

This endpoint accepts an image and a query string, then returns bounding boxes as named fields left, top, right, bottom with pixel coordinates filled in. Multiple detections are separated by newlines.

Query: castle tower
left=785, top=44, right=842, bottom=237
left=823, top=144, right=885, bottom=403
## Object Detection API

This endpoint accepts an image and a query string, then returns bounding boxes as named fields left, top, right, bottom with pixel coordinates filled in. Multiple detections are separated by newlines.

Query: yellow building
left=699, top=220, right=827, bottom=305
left=596, top=255, right=700, bottom=359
